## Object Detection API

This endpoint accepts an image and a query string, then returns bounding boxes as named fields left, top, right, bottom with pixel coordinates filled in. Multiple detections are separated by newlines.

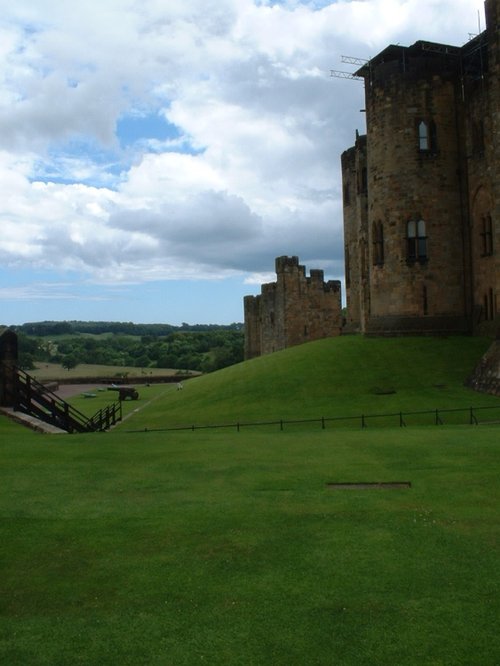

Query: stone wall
left=342, top=133, right=369, bottom=333
left=342, top=0, right=499, bottom=337
left=244, top=257, right=342, bottom=359
left=0, top=329, right=18, bottom=407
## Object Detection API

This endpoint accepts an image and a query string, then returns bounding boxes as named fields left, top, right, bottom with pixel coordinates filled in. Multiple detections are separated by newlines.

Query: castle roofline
left=355, top=40, right=461, bottom=77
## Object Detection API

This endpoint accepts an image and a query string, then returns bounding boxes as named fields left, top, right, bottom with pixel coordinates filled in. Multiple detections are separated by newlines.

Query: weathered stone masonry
left=244, top=256, right=342, bottom=359
left=0, top=328, right=18, bottom=407
left=342, top=0, right=499, bottom=337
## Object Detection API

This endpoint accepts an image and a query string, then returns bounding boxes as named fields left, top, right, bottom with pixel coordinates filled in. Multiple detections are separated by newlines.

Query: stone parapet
left=244, top=257, right=342, bottom=359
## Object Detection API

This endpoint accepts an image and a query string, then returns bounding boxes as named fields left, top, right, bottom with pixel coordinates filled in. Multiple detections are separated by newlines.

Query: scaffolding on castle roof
left=330, top=69, right=364, bottom=81
left=330, top=53, right=370, bottom=81
left=341, top=55, right=369, bottom=66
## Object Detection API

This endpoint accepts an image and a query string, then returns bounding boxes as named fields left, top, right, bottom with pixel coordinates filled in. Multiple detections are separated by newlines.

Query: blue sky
left=0, top=0, right=484, bottom=325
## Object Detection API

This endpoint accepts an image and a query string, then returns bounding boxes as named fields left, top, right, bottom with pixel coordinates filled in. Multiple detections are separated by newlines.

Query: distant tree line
left=14, top=321, right=244, bottom=373
left=17, top=320, right=242, bottom=337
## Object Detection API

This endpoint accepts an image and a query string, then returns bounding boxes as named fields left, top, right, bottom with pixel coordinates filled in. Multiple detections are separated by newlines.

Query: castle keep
left=244, top=0, right=498, bottom=362
left=244, top=256, right=342, bottom=359
left=342, top=0, right=499, bottom=336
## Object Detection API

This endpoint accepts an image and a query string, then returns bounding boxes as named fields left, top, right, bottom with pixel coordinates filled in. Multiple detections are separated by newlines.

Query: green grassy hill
left=1, top=335, right=499, bottom=665
left=121, top=335, right=497, bottom=429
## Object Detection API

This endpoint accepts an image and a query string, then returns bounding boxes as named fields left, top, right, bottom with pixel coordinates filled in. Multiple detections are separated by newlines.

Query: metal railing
left=14, top=368, right=122, bottom=433
left=126, top=405, right=500, bottom=434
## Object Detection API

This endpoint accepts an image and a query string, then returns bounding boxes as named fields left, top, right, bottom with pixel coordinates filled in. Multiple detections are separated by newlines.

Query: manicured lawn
left=1, top=419, right=499, bottom=665
left=1, top=335, right=498, bottom=664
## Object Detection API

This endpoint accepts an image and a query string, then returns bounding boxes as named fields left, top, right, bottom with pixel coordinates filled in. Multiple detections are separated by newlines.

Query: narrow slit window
left=372, top=221, right=384, bottom=266
left=407, top=219, right=427, bottom=263
left=418, top=120, right=437, bottom=153
left=418, top=121, right=429, bottom=151
left=481, top=215, right=493, bottom=256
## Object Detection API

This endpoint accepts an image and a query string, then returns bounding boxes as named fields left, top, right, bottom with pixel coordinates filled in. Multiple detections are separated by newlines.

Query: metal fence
left=126, top=404, right=500, bottom=434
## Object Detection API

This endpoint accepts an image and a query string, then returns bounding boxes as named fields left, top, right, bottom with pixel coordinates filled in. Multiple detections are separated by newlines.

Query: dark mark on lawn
left=327, top=482, right=412, bottom=489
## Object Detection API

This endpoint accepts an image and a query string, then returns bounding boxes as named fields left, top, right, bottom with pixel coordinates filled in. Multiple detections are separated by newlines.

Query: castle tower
left=342, top=0, right=499, bottom=337
left=355, top=41, right=470, bottom=335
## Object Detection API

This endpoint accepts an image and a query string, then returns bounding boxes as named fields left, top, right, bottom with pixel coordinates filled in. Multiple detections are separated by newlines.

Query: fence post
left=64, top=403, right=70, bottom=432
left=399, top=412, right=406, bottom=427
left=26, top=375, right=32, bottom=411
left=361, top=414, right=366, bottom=429
left=470, top=407, right=478, bottom=425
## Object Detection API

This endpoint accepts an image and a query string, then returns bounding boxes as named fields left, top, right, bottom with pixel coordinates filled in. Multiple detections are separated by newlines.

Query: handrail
left=14, top=368, right=122, bottom=433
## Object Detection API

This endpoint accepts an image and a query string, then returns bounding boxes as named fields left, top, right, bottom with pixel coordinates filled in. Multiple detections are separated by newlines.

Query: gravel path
left=54, top=384, right=105, bottom=399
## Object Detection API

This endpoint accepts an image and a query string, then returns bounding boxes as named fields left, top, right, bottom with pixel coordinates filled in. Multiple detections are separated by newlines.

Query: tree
left=61, top=355, right=79, bottom=371
left=18, top=353, right=36, bottom=370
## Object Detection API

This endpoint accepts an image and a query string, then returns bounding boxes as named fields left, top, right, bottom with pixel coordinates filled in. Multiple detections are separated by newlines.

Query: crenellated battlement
left=244, top=257, right=342, bottom=359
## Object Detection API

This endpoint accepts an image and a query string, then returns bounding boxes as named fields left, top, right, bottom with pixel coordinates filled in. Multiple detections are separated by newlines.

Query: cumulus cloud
left=0, top=0, right=485, bottom=295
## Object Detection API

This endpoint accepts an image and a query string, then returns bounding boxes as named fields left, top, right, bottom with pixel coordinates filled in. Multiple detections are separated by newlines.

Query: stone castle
left=343, top=0, right=499, bottom=336
left=245, top=0, right=499, bottom=360
left=244, top=256, right=342, bottom=359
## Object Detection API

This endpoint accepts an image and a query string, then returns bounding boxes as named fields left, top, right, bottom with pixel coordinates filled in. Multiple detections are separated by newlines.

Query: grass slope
left=1, top=336, right=499, bottom=664
left=122, top=335, right=498, bottom=429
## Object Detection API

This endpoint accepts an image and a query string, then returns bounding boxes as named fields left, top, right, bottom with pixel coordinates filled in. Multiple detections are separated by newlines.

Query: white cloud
left=0, top=0, right=485, bottom=296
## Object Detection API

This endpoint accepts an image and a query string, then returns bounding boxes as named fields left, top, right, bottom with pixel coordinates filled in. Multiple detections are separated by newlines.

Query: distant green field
left=1, top=335, right=499, bottom=665
left=31, top=362, right=194, bottom=381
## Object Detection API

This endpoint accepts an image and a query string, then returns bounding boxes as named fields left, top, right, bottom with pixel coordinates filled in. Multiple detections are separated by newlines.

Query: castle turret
left=243, top=257, right=342, bottom=358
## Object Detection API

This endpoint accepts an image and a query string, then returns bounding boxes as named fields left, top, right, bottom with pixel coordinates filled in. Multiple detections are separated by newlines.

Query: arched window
left=418, top=121, right=429, bottom=151
left=372, top=221, right=384, bottom=266
left=407, top=219, right=427, bottom=263
left=418, top=120, right=437, bottom=153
